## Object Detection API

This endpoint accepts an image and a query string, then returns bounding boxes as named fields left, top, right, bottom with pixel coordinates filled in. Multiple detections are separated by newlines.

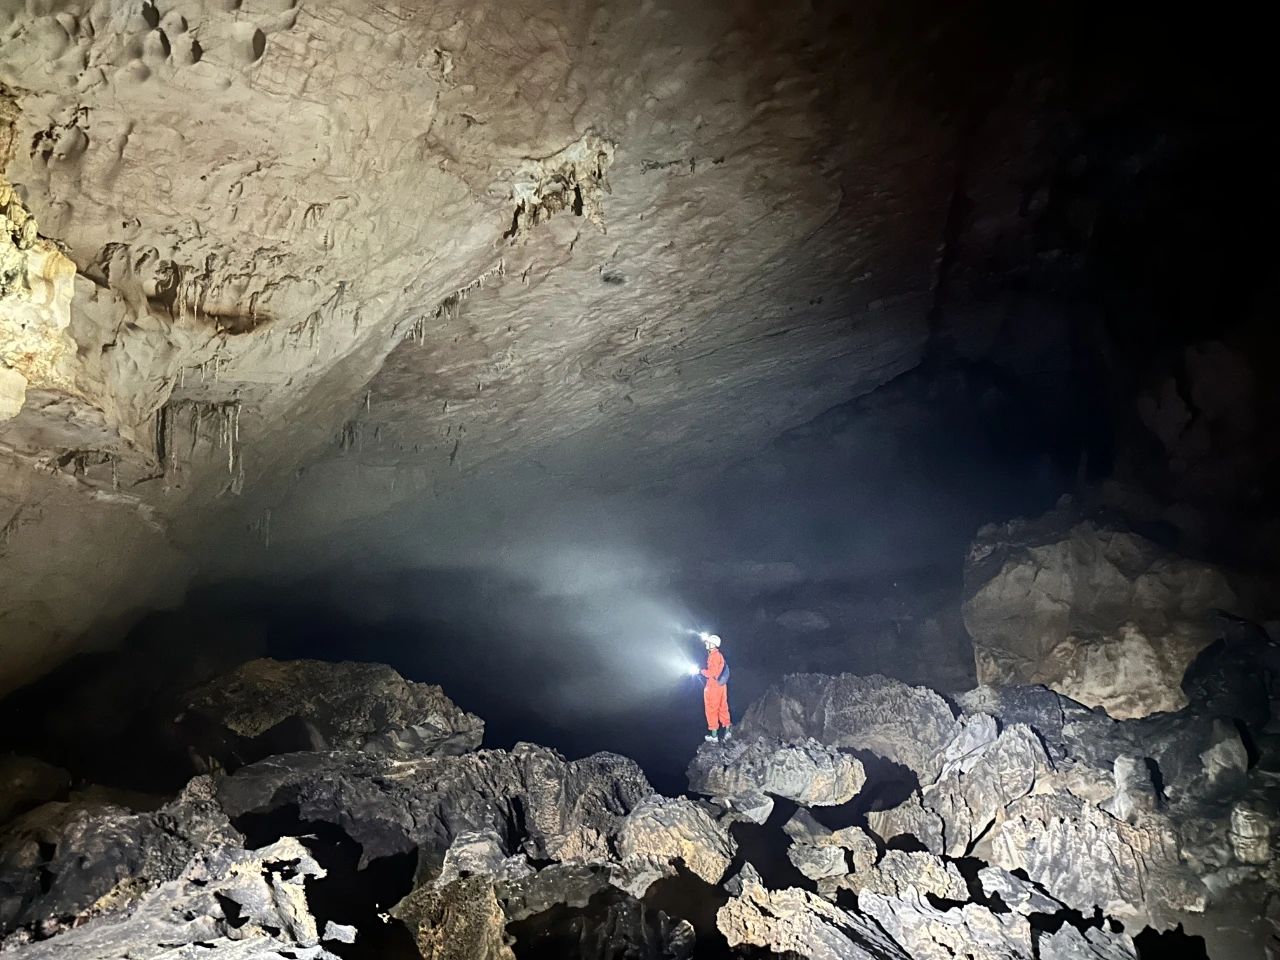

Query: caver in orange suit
left=701, top=647, right=731, bottom=732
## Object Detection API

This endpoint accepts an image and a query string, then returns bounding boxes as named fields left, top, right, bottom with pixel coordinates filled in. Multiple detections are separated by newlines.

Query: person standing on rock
left=698, top=633, right=732, bottom=742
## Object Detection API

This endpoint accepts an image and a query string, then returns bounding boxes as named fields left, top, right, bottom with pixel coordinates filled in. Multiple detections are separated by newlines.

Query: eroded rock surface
left=686, top=735, right=865, bottom=807
left=738, top=673, right=960, bottom=782
left=717, top=882, right=909, bottom=960
left=964, top=508, right=1238, bottom=718
left=218, top=742, right=651, bottom=877
left=392, top=875, right=515, bottom=960
left=0, top=776, right=240, bottom=937
left=180, top=657, right=484, bottom=760
left=616, top=795, right=735, bottom=887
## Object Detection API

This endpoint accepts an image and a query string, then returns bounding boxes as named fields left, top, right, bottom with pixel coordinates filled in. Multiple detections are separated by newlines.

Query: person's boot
left=722, top=727, right=732, bottom=742
left=704, top=730, right=718, bottom=743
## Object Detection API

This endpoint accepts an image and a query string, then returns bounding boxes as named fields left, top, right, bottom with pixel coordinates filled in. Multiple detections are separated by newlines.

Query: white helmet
left=701, top=633, right=721, bottom=648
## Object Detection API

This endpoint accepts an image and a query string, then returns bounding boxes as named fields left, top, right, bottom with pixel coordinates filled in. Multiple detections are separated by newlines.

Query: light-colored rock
left=924, top=722, right=1050, bottom=856
left=867, top=792, right=945, bottom=853
left=859, top=889, right=1033, bottom=960
left=788, top=842, right=848, bottom=881
left=0, top=365, right=24, bottom=420
left=321, top=922, right=357, bottom=944
left=739, top=673, right=960, bottom=782
left=976, top=866, right=1062, bottom=916
left=717, top=882, right=909, bottom=960
left=989, top=791, right=1207, bottom=923
left=782, top=807, right=831, bottom=844
left=1101, top=756, right=1158, bottom=824
left=841, top=850, right=968, bottom=901
left=687, top=736, right=865, bottom=806
left=963, top=513, right=1237, bottom=718
left=616, top=795, right=735, bottom=887
left=1038, top=925, right=1137, bottom=960
left=437, top=830, right=508, bottom=886
left=719, top=792, right=774, bottom=826
left=0, top=0, right=945, bottom=692
left=827, top=826, right=878, bottom=874
left=1, top=836, right=337, bottom=959
left=392, top=876, right=514, bottom=960
left=1229, top=801, right=1275, bottom=865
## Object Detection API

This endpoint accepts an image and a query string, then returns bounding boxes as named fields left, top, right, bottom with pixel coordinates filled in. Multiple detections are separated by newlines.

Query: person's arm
left=700, top=649, right=723, bottom=681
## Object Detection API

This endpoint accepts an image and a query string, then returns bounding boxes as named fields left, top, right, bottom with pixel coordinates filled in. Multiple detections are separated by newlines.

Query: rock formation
left=963, top=506, right=1238, bottom=718
left=686, top=736, right=865, bottom=807
left=179, top=657, right=484, bottom=764
left=217, top=741, right=652, bottom=875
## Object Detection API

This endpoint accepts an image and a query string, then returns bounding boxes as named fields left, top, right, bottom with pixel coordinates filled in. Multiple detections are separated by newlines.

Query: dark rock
left=0, top=755, right=70, bottom=826
left=179, top=657, right=484, bottom=767
left=0, top=776, right=239, bottom=937
left=739, top=673, right=959, bottom=783
left=510, top=890, right=695, bottom=960
left=0, top=833, right=332, bottom=958
left=1182, top=623, right=1273, bottom=731
left=496, top=862, right=611, bottom=922
left=961, top=682, right=1254, bottom=808
left=217, top=743, right=652, bottom=880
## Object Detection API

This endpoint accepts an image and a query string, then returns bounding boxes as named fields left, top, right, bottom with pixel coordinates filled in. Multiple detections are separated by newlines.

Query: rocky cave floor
left=0, top=639, right=1278, bottom=960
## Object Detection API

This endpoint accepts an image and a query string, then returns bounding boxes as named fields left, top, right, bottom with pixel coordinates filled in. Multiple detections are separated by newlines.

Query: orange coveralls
left=701, top=648, right=731, bottom=732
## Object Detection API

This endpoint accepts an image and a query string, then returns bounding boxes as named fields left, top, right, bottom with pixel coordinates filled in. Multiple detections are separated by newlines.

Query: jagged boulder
left=393, top=875, right=514, bottom=960
left=1039, top=926, right=1137, bottom=960
left=963, top=511, right=1237, bottom=719
left=0, top=776, right=240, bottom=937
left=0, top=755, right=69, bottom=826
left=687, top=736, right=865, bottom=806
left=859, top=889, right=1034, bottom=959
left=957, top=683, right=1253, bottom=808
left=739, top=673, right=960, bottom=782
left=496, top=862, right=611, bottom=922
left=988, top=791, right=1207, bottom=924
left=867, top=793, right=946, bottom=853
left=717, top=882, right=909, bottom=959
left=788, top=842, right=848, bottom=881
left=180, top=657, right=484, bottom=763
left=841, top=850, right=969, bottom=901
left=616, top=795, right=735, bottom=887
left=1, top=836, right=337, bottom=959
left=217, top=743, right=651, bottom=879
left=864, top=718, right=1049, bottom=856
left=925, top=721, right=1050, bottom=855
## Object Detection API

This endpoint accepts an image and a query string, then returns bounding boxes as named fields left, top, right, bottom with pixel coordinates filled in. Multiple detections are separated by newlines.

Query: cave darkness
left=2, top=2, right=1279, bottom=959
